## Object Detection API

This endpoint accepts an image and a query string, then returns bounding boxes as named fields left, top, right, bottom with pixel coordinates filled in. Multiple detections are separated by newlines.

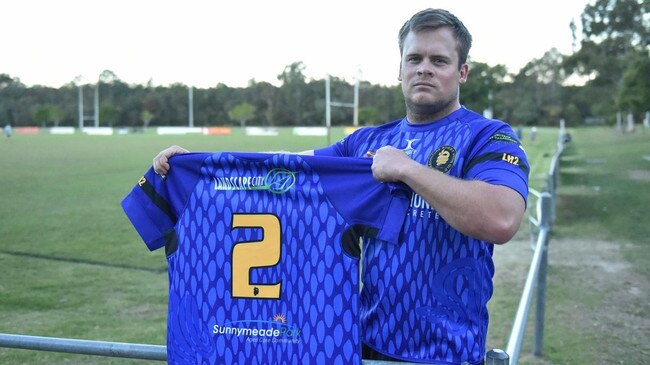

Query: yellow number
left=501, top=153, right=519, bottom=165
left=231, top=214, right=282, bottom=299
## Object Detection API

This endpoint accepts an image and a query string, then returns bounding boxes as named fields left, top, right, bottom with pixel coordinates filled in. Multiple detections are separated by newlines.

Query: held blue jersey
left=121, top=152, right=410, bottom=365
left=315, top=106, right=530, bottom=364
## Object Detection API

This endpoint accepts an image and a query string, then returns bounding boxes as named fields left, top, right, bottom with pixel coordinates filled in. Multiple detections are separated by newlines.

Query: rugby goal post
left=325, top=71, right=360, bottom=144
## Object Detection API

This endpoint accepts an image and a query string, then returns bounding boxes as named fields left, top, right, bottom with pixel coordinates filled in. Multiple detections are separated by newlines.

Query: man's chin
left=408, top=91, right=440, bottom=104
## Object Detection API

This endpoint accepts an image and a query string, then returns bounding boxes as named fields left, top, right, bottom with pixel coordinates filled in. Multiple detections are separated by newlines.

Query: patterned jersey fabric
left=121, top=152, right=410, bottom=365
left=315, top=106, right=530, bottom=364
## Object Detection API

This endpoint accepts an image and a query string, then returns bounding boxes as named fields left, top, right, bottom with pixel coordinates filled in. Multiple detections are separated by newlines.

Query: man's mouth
left=413, top=82, right=435, bottom=88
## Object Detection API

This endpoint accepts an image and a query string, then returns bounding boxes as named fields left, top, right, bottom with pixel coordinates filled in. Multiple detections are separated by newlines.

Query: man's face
left=399, top=27, right=468, bottom=122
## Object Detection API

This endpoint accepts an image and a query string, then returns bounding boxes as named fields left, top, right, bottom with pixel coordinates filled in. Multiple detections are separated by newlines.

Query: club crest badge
left=427, top=146, right=456, bottom=173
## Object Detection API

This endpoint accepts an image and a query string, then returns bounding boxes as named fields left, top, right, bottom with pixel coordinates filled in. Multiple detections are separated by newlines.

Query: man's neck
left=406, top=103, right=461, bottom=124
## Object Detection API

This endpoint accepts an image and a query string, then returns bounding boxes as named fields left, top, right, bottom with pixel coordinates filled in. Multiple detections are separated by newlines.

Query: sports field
left=488, top=127, right=650, bottom=365
left=1, top=126, right=646, bottom=364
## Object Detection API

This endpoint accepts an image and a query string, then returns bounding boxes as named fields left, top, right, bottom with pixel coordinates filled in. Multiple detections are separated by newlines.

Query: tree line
left=1, top=0, right=648, bottom=129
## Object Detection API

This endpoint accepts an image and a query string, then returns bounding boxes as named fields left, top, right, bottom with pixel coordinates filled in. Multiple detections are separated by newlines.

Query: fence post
left=548, top=166, right=560, bottom=220
left=534, top=193, right=552, bottom=357
left=486, top=349, right=509, bottom=364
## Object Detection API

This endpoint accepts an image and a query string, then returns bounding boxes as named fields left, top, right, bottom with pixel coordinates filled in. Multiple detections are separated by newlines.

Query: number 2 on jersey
left=231, top=213, right=282, bottom=299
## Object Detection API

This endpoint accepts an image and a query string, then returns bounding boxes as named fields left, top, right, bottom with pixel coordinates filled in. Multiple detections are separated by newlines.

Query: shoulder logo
left=490, top=132, right=520, bottom=144
left=427, top=146, right=456, bottom=173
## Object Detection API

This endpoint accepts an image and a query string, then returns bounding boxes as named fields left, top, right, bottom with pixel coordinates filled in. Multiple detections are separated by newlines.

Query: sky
left=1, top=0, right=590, bottom=89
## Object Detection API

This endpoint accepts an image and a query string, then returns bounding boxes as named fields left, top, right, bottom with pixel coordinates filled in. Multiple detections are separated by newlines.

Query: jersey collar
left=400, top=106, right=470, bottom=132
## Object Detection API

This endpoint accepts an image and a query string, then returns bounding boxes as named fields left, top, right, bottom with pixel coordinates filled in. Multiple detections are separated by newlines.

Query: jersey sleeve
left=313, top=126, right=374, bottom=157
left=305, top=155, right=411, bottom=244
left=462, top=125, right=530, bottom=203
left=313, top=138, right=349, bottom=157
left=121, top=153, right=206, bottom=251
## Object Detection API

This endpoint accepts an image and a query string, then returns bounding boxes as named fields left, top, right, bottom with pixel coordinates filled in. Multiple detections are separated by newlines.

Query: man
left=3, top=123, right=12, bottom=141
left=153, top=8, right=529, bottom=364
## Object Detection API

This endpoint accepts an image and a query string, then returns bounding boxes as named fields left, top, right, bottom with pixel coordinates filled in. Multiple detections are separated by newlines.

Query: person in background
left=152, top=8, right=529, bottom=364
left=531, top=126, right=538, bottom=142
left=3, top=123, right=12, bottom=141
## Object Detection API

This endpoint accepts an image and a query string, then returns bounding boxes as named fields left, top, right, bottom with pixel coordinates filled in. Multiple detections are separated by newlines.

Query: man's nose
left=417, top=62, right=434, bottom=76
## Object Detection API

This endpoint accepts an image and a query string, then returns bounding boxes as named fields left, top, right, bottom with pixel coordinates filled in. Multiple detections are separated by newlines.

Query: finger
left=371, top=166, right=385, bottom=183
left=170, top=145, right=190, bottom=154
left=153, top=157, right=169, bottom=176
left=153, top=145, right=189, bottom=174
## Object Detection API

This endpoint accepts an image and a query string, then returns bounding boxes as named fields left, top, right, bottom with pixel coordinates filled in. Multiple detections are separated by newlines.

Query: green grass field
left=1, top=126, right=647, bottom=364
left=487, top=127, right=650, bottom=365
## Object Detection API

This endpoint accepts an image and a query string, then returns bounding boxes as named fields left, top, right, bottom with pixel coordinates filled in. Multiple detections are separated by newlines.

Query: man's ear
left=459, top=63, right=469, bottom=84
left=398, top=62, right=403, bottom=81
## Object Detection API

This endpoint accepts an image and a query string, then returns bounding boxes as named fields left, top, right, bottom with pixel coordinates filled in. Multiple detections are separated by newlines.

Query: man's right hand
left=153, top=145, right=190, bottom=176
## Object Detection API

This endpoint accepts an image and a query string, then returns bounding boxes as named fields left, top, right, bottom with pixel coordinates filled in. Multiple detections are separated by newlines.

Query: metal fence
left=0, top=332, right=509, bottom=364
left=0, top=333, right=166, bottom=361
left=0, top=126, right=567, bottom=365
left=505, top=122, right=567, bottom=365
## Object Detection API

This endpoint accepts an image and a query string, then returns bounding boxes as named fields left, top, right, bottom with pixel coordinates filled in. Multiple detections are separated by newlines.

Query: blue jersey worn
left=315, top=107, right=530, bottom=364
left=121, top=152, right=410, bottom=365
